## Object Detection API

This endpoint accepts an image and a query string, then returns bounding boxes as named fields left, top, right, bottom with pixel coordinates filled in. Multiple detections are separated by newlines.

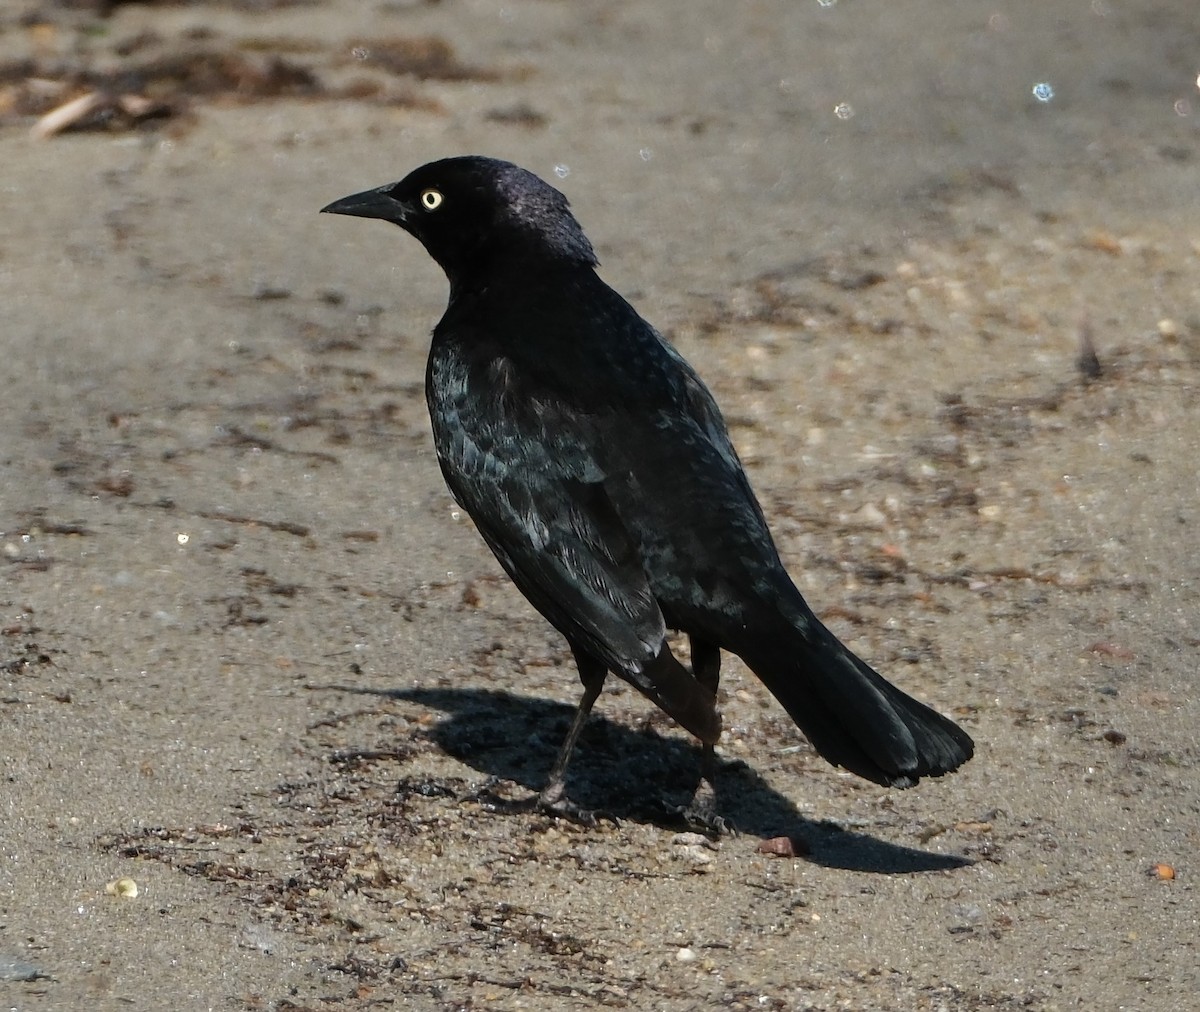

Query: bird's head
left=321, top=156, right=598, bottom=279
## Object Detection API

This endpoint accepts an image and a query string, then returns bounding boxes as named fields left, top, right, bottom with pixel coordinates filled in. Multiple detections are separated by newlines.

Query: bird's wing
left=429, top=346, right=670, bottom=682
left=582, top=337, right=787, bottom=630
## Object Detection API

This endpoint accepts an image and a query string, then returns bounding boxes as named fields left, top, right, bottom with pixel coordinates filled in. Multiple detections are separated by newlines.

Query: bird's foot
left=672, top=777, right=734, bottom=836
left=468, top=778, right=615, bottom=828
left=534, top=794, right=611, bottom=827
left=533, top=779, right=617, bottom=827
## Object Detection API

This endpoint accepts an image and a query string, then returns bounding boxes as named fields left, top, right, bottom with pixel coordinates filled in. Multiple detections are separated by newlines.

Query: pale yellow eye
left=420, top=188, right=444, bottom=210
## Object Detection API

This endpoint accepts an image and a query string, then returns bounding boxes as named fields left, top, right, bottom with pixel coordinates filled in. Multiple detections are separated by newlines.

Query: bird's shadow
left=317, top=683, right=970, bottom=875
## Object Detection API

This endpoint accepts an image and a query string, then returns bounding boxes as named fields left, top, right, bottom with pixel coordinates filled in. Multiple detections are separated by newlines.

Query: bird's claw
left=671, top=778, right=735, bottom=836
left=674, top=803, right=734, bottom=837
left=535, top=780, right=618, bottom=827
left=536, top=794, right=619, bottom=828
left=468, top=778, right=617, bottom=828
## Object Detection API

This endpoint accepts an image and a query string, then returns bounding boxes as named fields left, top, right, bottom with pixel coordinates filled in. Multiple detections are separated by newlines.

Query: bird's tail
left=738, top=611, right=973, bottom=788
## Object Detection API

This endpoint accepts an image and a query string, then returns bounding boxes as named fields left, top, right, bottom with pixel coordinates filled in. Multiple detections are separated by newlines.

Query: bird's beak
left=320, top=184, right=408, bottom=223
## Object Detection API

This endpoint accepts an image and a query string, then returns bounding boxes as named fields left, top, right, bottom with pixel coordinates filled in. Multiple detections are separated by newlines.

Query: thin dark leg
left=679, top=636, right=731, bottom=834
left=470, top=645, right=609, bottom=825
left=534, top=645, right=609, bottom=824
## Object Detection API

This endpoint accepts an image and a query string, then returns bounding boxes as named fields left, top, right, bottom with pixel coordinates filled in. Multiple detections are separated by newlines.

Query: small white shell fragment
left=671, top=832, right=719, bottom=851
left=32, top=91, right=104, bottom=140
left=105, top=877, right=139, bottom=899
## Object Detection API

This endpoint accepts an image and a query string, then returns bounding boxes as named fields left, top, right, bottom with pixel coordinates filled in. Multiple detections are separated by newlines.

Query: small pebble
left=674, top=845, right=714, bottom=868
left=671, top=832, right=719, bottom=851
left=0, top=957, right=49, bottom=982
left=853, top=502, right=886, bottom=527
left=105, top=877, right=139, bottom=899
left=756, top=835, right=800, bottom=857
left=676, top=946, right=697, bottom=963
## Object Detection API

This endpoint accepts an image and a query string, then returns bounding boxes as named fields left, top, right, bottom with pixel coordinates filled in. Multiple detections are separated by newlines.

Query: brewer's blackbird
left=322, top=156, right=973, bottom=825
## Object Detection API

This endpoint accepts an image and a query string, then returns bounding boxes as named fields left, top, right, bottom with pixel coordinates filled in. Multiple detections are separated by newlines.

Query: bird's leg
left=477, top=650, right=610, bottom=825
left=677, top=636, right=731, bottom=834
left=534, top=646, right=609, bottom=825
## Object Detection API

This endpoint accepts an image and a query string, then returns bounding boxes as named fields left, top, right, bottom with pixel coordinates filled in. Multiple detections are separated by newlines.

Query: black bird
left=322, top=156, right=973, bottom=824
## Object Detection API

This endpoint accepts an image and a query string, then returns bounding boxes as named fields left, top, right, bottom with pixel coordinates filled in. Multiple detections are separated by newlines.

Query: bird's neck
left=446, top=255, right=599, bottom=312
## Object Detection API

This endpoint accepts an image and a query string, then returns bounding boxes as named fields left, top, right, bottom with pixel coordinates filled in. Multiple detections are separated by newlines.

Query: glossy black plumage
left=322, top=156, right=973, bottom=819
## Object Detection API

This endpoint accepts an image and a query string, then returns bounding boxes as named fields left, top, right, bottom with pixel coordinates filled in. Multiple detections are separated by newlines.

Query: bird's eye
left=420, top=188, right=444, bottom=211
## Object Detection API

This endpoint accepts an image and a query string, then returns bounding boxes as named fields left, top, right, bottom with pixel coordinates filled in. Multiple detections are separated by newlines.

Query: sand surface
left=2, top=1, right=1198, bottom=1009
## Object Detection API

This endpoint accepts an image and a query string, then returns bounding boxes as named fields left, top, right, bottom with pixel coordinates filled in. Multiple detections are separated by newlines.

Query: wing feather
left=428, top=345, right=669, bottom=677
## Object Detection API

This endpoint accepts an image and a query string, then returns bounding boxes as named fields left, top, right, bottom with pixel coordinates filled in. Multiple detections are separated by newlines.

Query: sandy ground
left=2, top=1, right=1199, bottom=1009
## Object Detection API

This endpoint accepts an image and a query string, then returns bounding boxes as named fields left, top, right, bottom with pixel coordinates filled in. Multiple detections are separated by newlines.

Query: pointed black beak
left=320, top=183, right=408, bottom=223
